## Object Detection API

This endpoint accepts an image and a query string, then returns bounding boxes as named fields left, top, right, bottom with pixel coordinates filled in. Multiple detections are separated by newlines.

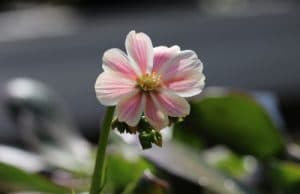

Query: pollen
left=137, top=72, right=161, bottom=91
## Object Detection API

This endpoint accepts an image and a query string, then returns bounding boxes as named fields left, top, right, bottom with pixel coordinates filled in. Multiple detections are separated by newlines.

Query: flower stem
left=89, top=107, right=115, bottom=194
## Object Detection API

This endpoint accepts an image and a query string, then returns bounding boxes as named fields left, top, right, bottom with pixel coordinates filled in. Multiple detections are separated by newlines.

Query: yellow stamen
left=137, top=72, right=161, bottom=91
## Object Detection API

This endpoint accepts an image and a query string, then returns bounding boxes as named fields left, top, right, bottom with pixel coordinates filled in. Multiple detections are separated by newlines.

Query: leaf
left=173, top=123, right=204, bottom=150
left=270, top=161, right=300, bottom=194
left=186, top=89, right=285, bottom=159
left=202, top=146, right=258, bottom=181
left=131, top=170, right=170, bottom=194
left=0, top=161, right=69, bottom=193
left=142, top=141, right=257, bottom=194
left=101, top=152, right=155, bottom=193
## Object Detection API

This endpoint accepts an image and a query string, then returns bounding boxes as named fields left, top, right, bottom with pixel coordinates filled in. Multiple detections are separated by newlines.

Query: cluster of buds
left=112, top=116, right=183, bottom=149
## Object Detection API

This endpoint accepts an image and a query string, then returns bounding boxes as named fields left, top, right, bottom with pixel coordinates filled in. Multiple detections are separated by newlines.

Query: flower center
left=137, top=72, right=161, bottom=92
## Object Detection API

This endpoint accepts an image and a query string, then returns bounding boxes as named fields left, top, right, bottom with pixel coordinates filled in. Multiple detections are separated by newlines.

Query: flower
left=95, top=31, right=205, bottom=130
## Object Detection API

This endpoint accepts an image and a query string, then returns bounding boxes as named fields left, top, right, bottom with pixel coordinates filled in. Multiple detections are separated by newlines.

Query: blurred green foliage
left=1, top=87, right=300, bottom=194
left=102, top=153, right=155, bottom=193
left=270, top=161, right=300, bottom=194
left=203, top=146, right=257, bottom=181
left=0, top=161, right=68, bottom=193
left=173, top=123, right=204, bottom=150
left=186, top=92, right=285, bottom=159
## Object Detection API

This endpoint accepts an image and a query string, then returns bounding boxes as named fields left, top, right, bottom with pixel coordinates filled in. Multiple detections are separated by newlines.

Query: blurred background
left=0, top=0, right=300, bottom=194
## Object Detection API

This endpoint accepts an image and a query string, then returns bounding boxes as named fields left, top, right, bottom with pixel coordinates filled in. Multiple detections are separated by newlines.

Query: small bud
left=139, top=132, right=153, bottom=149
left=138, top=128, right=162, bottom=150
left=111, top=119, right=137, bottom=134
left=112, top=116, right=168, bottom=149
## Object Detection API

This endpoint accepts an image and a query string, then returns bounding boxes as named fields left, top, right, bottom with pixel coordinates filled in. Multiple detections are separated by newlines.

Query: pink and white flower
left=95, top=31, right=205, bottom=129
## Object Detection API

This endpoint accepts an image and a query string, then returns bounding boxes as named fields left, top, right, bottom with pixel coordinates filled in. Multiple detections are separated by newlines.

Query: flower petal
left=116, top=92, right=145, bottom=127
left=102, top=48, right=138, bottom=79
left=152, top=45, right=180, bottom=73
left=95, top=72, right=137, bottom=106
left=166, top=72, right=205, bottom=97
left=154, top=89, right=190, bottom=117
left=144, top=94, right=169, bottom=129
left=125, top=30, right=154, bottom=74
left=160, top=50, right=202, bottom=82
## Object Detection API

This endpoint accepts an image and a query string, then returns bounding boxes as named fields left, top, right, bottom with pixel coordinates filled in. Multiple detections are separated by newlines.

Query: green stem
left=89, top=107, right=115, bottom=194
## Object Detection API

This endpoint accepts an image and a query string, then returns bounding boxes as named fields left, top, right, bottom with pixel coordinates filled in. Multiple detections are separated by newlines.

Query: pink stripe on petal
left=154, top=89, right=190, bottom=117
left=152, top=45, right=180, bottom=73
left=162, top=54, right=202, bottom=82
left=158, top=50, right=196, bottom=77
left=117, top=92, right=145, bottom=127
left=166, top=72, right=205, bottom=97
left=144, top=94, right=168, bottom=129
left=103, top=48, right=137, bottom=79
left=126, top=31, right=154, bottom=74
left=95, top=72, right=137, bottom=106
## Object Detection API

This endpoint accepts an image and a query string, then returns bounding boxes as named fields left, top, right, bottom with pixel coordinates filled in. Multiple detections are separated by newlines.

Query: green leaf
left=143, top=141, right=257, bottom=194
left=0, top=161, right=69, bottom=193
left=102, top=153, right=154, bottom=193
left=131, top=170, right=170, bottom=194
left=173, top=123, right=204, bottom=150
left=270, top=161, right=300, bottom=194
left=186, top=90, right=285, bottom=159
left=202, top=146, right=258, bottom=181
